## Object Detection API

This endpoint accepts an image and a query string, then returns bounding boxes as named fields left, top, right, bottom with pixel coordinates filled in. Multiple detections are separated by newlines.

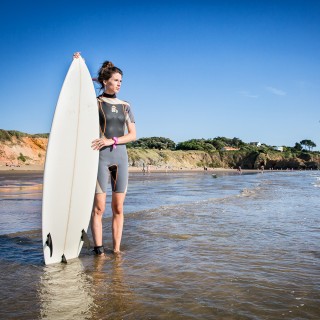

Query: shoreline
left=0, top=164, right=270, bottom=174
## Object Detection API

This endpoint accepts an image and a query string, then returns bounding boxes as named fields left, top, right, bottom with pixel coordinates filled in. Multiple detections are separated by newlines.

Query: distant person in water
left=73, top=52, right=136, bottom=256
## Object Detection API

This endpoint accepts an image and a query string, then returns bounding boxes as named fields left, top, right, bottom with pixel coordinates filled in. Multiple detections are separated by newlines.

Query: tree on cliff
left=176, top=139, right=216, bottom=151
left=175, top=136, right=246, bottom=151
left=293, top=142, right=303, bottom=151
left=209, top=136, right=245, bottom=149
left=300, top=139, right=316, bottom=151
left=127, top=137, right=176, bottom=150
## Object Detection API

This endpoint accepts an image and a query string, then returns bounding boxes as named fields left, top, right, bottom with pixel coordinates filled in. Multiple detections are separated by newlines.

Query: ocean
left=0, top=170, right=319, bottom=319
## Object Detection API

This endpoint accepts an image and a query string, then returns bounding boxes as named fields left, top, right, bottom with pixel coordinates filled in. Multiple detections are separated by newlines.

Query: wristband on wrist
left=112, top=137, right=119, bottom=149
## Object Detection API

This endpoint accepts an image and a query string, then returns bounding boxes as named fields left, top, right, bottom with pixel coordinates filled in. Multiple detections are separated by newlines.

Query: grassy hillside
left=0, top=129, right=49, bottom=142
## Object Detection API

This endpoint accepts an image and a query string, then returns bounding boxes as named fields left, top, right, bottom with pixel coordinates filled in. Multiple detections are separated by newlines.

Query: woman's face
left=104, top=72, right=122, bottom=94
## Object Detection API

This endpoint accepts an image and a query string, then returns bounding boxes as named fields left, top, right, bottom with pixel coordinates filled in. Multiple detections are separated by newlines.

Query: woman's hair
left=97, top=61, right=123, bottom=90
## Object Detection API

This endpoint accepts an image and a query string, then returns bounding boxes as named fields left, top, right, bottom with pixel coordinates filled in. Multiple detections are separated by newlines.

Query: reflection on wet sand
left=38, top=253, right=140, bottom=319
left=0, top=184, right=43, bottom=199
left=88, top=253, right=139, bottom=319
left=0, top=181, right=43, bottom=199
left=38, top=259, right=94, bottom=320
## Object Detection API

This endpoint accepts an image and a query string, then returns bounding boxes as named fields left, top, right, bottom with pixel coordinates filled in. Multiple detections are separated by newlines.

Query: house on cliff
left=249, top=142, right=261, bottom=147
left=221, top=146, right=240, bottom=151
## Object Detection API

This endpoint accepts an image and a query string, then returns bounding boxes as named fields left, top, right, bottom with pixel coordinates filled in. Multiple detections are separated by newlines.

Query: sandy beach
left=0, top=164, right=45, bottom=172
left=0, top=164, right=259, bottom=174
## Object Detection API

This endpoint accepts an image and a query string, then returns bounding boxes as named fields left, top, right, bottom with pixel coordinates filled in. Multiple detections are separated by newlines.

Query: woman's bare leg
left=111, top=192, right=126, bottom=252
left=91, top=193, right=106, bottom=247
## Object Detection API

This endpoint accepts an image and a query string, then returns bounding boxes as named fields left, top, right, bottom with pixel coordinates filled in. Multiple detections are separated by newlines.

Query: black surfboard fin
left=61, top=254, right=67, bottom=264
left=81, top=229, right=91, bottom=251
left=45, top=233, right=53, bottom=257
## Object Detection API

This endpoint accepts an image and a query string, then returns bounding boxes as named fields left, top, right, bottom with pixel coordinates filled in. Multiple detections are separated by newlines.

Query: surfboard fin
left=45, top=233, right=53, bottom=257
left=81, top=229, right=91, bottom=251
left=61, top=254, right=67, bottom=264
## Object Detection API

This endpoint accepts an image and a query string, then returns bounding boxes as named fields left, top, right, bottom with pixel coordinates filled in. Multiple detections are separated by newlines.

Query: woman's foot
left=93, top=245, right=105, bottom=256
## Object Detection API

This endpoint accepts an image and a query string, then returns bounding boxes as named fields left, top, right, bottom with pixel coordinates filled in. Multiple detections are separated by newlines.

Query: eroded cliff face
left=212, top=150, right=320, bottom=170
left=0, top=137, right=47, bottom=166
left=127, top=149, right=222, bottom=169
left=127, top=149, right=320, bottom=170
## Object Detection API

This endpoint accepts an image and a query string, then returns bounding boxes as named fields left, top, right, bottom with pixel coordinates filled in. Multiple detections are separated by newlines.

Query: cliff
left=0, top=130, right=319, bottom=170
left=0, top=131, right=47, bottom=166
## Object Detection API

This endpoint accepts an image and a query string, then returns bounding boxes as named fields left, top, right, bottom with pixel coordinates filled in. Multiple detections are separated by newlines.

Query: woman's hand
left=73, top=52, right=81, bottom=59
left=92, top=137, right=114, bottom=150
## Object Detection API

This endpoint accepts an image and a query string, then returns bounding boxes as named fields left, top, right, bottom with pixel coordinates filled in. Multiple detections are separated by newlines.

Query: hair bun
left=101, top=61, right=114, bottom=69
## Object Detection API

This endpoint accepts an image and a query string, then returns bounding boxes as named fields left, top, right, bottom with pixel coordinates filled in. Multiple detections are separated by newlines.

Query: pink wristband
left=112, top=137, right=119, bottom=149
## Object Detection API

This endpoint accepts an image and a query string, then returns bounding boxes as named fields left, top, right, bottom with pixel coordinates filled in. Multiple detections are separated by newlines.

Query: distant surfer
left=73, top=53, right=136, bottom=256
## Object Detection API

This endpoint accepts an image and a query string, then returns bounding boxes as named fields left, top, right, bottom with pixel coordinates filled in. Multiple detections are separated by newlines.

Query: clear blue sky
left=1, top=0, right=319, bottom=148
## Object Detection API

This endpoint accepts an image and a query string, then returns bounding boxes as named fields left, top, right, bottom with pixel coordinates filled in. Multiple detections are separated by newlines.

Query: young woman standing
left=74, top=53, right=136, bottom=255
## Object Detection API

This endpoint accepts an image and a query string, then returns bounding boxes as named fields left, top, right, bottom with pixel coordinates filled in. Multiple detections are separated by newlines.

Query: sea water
left=0, top=170, right=319, bottom=319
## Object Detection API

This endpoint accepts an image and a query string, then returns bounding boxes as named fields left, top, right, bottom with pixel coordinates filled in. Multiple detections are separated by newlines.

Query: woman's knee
left=93, top=201, right=105, bottom=217
left=111, top=202, right=123, bottom=215
left=93, top=193, right=106, bottom=216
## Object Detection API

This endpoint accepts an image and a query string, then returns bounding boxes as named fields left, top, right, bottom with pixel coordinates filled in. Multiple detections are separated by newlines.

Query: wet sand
left=0, top=164, right=259, bottom=174
left=0, top=164, right=44, bottom=172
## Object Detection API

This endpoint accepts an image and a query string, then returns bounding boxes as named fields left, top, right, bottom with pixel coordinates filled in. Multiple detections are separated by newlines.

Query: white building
left=249, top=142, right=261, bottom=147
left=273, top=146, right=284, bottom=152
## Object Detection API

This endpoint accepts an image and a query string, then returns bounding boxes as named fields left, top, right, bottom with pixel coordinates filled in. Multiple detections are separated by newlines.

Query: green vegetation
left=32, top=133, right=50, bottom=138
left=300, top=139, right=317, bottom=151
left=127, top=137, right=176, bottom=150
left=176, top=137, right=246, bottom=151
left=17, top=153, right=27, bottom=162
left=126, top=136, right=319, bottom=158
left=0, top=129, right=49, bottom=142
left=176, top=139, right=216, bottom=151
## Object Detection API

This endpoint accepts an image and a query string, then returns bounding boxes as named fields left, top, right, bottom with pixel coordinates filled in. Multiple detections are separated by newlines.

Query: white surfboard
left=42, top=57, right=99, bottom=265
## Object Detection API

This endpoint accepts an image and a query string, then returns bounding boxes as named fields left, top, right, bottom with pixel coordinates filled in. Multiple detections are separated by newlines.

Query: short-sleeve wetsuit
left=95, top=92, right=135, bottom=194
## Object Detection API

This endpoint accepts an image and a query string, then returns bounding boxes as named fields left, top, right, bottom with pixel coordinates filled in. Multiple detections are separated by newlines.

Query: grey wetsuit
left=95, top=93, right=135, bottom=194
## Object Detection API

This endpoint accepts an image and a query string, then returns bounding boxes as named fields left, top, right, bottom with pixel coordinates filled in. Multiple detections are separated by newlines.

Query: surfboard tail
left=81, top=229, right=91, bottom=251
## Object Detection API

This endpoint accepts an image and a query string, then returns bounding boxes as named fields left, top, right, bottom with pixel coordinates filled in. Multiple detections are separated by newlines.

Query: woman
left=74, top=53, right=136, bottom=256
